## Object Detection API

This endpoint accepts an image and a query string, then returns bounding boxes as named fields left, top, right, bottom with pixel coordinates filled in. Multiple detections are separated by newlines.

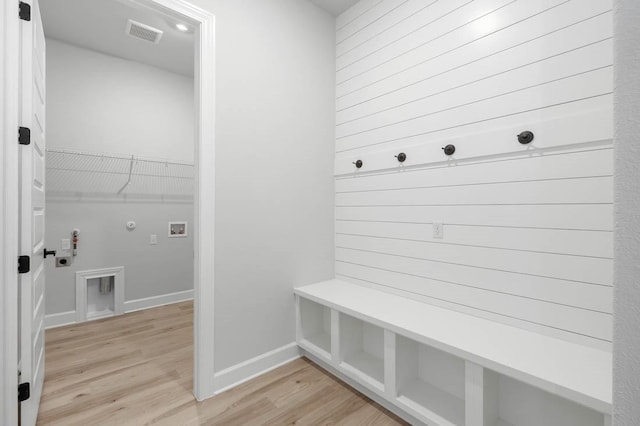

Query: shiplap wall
left=334, top=0, right=613, bottom=349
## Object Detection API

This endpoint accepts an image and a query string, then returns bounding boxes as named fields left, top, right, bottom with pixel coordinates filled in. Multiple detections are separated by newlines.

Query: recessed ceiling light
left=176, top=23, right=188, bottom=32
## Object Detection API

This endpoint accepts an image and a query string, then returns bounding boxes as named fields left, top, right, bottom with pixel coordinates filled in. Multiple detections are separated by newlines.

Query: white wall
left=46, top=39, right=194, bottom=162
left=45, top=39, right=195, bottom=317
left=613, top=0, right=640, bottom=424
left=334, top=0, right=613, bottom=349
left=184, top=0, right=336, bottom=375
left=45, top=201, right=193, bottom=312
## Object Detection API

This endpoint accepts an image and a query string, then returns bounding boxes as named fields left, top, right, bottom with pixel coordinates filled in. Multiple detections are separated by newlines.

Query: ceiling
left=40, top=0, right=359, bottom=76
left=310, top=0, right=361, bottom=16
left=40, top=0, right=195, bottom=77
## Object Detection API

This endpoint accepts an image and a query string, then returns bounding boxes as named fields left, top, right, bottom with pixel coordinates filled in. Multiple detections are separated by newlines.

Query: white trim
left=124, top=289, right=194, bottom=313
left=213, top=343, right=301, bottom=394
left=191, top=3, right=216, bottom=401
left=1, top=0, right=22, bottom=424
left=334, top=107, right=613, bottom=176
left=75, top=267, right=125, bottom=323
left=45, top=289, right=194, bottom=329
left=44, top=311, right=76, bottom=329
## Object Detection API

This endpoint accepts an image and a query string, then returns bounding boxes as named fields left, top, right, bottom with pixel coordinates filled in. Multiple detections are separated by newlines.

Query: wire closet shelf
left=45, top=148, right=194, bottom=201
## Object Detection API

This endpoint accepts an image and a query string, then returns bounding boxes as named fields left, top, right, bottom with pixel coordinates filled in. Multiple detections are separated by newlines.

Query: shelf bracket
left=116, top=155, right=135, bottom=194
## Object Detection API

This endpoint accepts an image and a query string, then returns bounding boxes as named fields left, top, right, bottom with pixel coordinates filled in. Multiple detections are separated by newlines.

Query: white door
left=18, top=0, right=47, bottom=424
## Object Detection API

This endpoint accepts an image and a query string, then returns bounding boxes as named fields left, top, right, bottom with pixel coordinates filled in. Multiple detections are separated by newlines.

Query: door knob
left=44, top=248, right=56, bottom=259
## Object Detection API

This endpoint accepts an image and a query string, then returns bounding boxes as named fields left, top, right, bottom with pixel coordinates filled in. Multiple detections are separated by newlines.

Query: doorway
left=40, top=0, right=197, bottom=324
left=0, top=0, right=215, bottom=424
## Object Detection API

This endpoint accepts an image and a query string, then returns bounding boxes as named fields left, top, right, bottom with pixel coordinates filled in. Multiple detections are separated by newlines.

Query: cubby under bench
left=295, top=280, right=611, bottom=426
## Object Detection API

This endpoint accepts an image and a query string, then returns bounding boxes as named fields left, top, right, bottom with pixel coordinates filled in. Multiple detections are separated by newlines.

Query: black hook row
left=351, top=130, right=535, bottom=168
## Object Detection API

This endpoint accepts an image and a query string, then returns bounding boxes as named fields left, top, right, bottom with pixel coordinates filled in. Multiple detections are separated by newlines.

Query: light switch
left=150, top=234, right=157, bottom=245
left=61, top=238, right=71, bottom=250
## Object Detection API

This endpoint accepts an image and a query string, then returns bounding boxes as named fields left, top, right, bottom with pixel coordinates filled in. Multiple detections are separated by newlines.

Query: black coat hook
left=395, top=152, right=407, bottom=162
left=352, top=160, right=363, bottom=169
left=517, top=131, right=534, bottom=144
left=442, top=144, right=456, bottom=156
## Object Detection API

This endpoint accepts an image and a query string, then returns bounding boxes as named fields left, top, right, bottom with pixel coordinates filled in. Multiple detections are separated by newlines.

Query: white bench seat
left=295, top=279, right=611, bottom=425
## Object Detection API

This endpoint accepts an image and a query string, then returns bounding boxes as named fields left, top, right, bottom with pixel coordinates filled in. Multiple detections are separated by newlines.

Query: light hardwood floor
left=37, top=301, right=408, bottom=425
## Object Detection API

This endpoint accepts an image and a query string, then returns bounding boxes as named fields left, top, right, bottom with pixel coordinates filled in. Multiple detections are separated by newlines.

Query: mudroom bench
left=295, top=279, right=612, bottom=426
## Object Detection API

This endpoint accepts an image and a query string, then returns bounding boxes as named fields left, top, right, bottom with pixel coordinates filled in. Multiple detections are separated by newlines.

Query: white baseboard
left=123, top=289, right=194, bottom=313
left=44, top=310, right=76, bottom=329
left=213, top=342, right=301, bottom=394
left=45, top=289, right=194, bottom=329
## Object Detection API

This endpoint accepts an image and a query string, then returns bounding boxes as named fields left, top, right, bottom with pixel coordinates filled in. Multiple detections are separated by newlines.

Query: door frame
left=0, top=0, right=216, bottom=422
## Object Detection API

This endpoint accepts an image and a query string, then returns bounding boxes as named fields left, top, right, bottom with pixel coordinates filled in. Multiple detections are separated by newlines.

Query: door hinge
left=18, top=382, right=30, bottom=402
left=18, top=255, right=30, bottom=274
left=19, top=2, right=31, bottom=21
left=19, top=127, right=30, bottom=145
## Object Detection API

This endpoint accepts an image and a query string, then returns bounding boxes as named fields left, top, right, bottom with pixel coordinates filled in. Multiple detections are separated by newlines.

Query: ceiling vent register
left=125, top=19, right=163, bottom=44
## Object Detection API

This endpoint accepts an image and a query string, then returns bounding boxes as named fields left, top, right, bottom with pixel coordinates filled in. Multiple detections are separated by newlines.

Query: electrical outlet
left=433, top=222, right=444, bottom=239
left=150, top=234, right=157, bottom=245
left=56, top=256, right=72, bottom=267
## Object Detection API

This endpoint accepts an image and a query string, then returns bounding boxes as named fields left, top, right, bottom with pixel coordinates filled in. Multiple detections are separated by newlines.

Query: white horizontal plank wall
left=334, top=0, right=613, bottom=349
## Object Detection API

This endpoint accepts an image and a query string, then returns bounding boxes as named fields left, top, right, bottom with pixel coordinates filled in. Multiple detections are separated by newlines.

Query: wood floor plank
left=38, top=301, right=408, bottom=425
